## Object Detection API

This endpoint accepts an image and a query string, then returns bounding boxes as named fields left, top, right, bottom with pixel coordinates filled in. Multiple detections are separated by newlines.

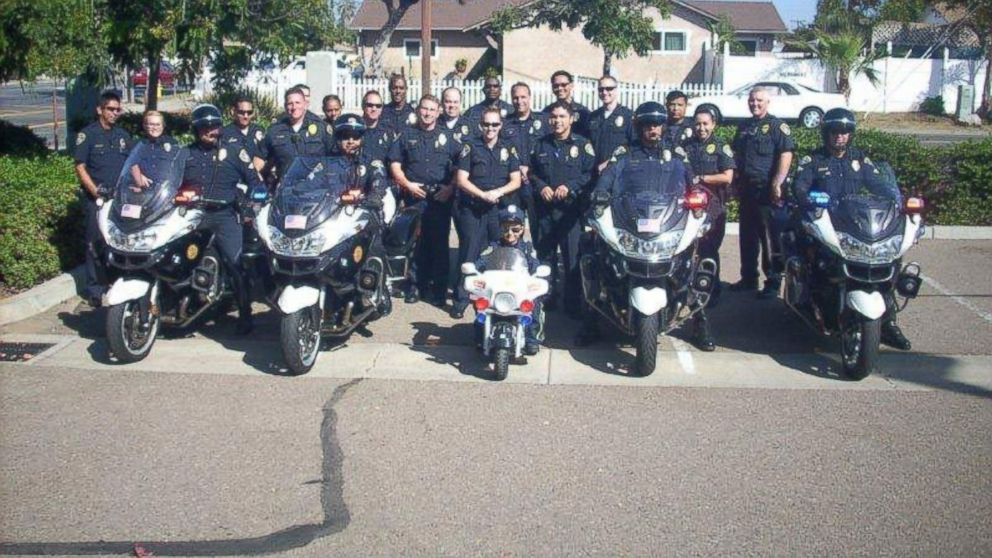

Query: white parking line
left=921, top=274, right=992, bottom=324
left=669, top=338, right=697, bottom=375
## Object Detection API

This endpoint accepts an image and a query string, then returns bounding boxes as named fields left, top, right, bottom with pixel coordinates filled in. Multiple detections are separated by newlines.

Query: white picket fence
left=331, top=76, right=722, bottom=112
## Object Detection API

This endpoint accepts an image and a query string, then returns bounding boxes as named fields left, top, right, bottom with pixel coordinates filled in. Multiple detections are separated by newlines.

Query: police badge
left=500, top=148, right=509, bottom=162
left=119, top=138, right=126, bottom=150
left=461, top=124, right=469, bottom=136
left=706, top=143, right=717, bottom=154
left=851, top=160, right=861, bottom=172
left=307, top=123, right=317, bottom=136
left=500, top=108, right=507, bottom=118
left=534, top=120, right=542, bottom=131
left=218, top=148, right=227, bottom=161
left=164, top=142, right=172, bottom=153
left=662, top=149, right=672, bottom=162
left=407, top=112, right=417, bottom=125
left=761, top=123, right=770, bottom=134
left=239, top=149, right=250, bottom=163
left=615, top=115, right=624, bottom=127
left=438, top=133, right=447, bottom=146
left=358, top=165, right=367, bottom=177
left=569, top=145, right=578, bottom=158
left=76, top=132, right=86, bottom=145
left=255, top=130, right=264, bottom=142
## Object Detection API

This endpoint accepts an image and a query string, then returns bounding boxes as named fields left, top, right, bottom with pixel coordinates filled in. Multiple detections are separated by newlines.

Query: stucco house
left=350, top=0, right=788, bottom=83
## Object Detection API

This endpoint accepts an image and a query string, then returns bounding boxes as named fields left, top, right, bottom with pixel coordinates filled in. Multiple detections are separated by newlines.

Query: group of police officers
left=73, top=70, right=912, bottom=356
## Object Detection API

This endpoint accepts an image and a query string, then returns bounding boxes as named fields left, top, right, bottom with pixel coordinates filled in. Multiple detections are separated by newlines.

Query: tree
left=367, top=0, right=420, bottom=77
left=799, top=29, right=882, bottom=102
left=937, top=0, right=992, bottom=119
left=490, top=0, right=671, bottom=76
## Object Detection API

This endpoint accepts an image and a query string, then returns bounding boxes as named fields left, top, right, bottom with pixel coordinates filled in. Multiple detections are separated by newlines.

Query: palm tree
left=800, top=29, right=881, bottom=103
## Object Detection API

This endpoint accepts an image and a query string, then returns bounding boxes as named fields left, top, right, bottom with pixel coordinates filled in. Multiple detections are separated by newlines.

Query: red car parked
left=132, top=61, right=177, bottom=88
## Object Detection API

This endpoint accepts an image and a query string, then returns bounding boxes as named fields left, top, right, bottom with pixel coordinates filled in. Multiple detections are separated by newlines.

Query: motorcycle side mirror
left=535, top=265, right=551, bottom=278
left=461, top=262, right=478, bottom=275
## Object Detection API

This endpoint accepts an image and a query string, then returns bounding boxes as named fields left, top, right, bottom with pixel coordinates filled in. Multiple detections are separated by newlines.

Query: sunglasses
left=485, top=84, right=501, bottom=89
left=338, top=132, right=362, bottom=141
left=598, top=86, right=616, bottom=92
left=364, top=103, right=383, bottom=108
left=236, top=109, right=254, bottom=115
left=103, top=106, right=122, bottom=113
left=481, top=122, right=501, bottom=128
left=552, top=82, right=570, bottom=89
left=501, top=225, right=524, bottom=234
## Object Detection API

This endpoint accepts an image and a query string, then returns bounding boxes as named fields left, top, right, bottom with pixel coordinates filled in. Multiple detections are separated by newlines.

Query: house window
left=737, top=39, right=758, bottom=56
left=652, top=31, right=689, bottom=54
left=403, top=39, right=439, bottom=59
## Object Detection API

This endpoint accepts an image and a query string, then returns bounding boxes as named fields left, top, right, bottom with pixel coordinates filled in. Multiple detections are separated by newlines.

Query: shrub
left=0, top=120, right=50, bottom=157
left=0, top=155, right=83, bottom=291
left=203, top=87, right=281, bottom=127
left=919, top=95, right=946, bottom=116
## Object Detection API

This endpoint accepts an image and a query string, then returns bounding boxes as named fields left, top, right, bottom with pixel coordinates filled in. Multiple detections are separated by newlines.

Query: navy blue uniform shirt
left=792, top=147, right=897, bottom=206
left=74, top=121, right=133, bottom=190
left=595, top=142, right=692, bottom=196
left=731, top=114, right=796, bottom=185
left=440, top=114, right=473, bottom=143
left=457, top=137, right=521, bottom=195
left=221, top=123, right=266, bottom=161
left=502, top=111, right=549, bottom=168
left=258, top=117, right=334, bottom=181
left=381, top=102, right=417, bottom=132
left=528, top=133, right=596, bottom=202
left=683, top=135, right=736, bottom=204
left=388, top=126, right=461, bottom=186
left=360, top=125, right=394, bottom=163
left=587, top=104, right=634, bottom=167
left=543, top=100, right=591, bottom=137
left=662, top=117, right=695, bottom=149
left=184, top=138, right=263, bottom=204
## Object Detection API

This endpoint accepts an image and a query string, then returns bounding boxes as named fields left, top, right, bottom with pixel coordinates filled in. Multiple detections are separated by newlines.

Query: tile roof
left=681, top=0, right=788, bottom=33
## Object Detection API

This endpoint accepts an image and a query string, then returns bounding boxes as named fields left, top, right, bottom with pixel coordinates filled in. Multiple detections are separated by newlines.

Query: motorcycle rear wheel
left=634, top=310, right=660, bottom=377
left=493, top=347, right=510, bottom=381
left=281, top=304, right=322, bottom=375
left=106, top=300, right=159, bottom=363
left=840, top=317, right=880, bottom=380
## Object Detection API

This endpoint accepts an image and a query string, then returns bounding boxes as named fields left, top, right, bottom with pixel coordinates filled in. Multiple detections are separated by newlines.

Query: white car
left=687, top=80, right=847, bottom=128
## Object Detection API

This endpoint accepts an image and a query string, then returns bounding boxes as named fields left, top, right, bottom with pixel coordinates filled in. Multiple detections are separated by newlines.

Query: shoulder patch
left=480, top=246, right=494, bottom=256
left=863, top=156, right=873, bottom=165
left=799, top=155, right=812, bottom=165
left=510, top=146, right=518, bottom=157
left=239, top=148, right=250, bottom=163
left=533, top=120, right=542, bottom=131
left=255, top=129, right=264, bottom=142
left=851, top=159, right=861, bottom=172
left=307, top=123, right=318, bottom=136
left=723, top=144, right=733, bottom=157
left=461, top=143, right=471, bottom=158
left=370, top=160, right=384, bottom=168
left=674, top=146, right=686, bottom=158
left=358, top=164, right=367, bottom=177
left=461, top=124, right=470, bottom=136
left=76, top=132, right=86, bottom=145
left=569, top=145, right=579, bottom=158
left=326, top=124, right=334, bottom=135
left=613, top=145, right=627, bottom=157
left=584, top=142, right=595, bottom=156
left=780, top=122, right=791, bottom=136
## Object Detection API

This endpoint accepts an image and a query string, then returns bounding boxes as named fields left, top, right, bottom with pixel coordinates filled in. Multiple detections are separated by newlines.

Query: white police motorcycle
left=99, top=144, right=240, bottom=362
left=256, top=157, right=399, bottom=375
left=783, top=187, right=924, bottom=379
left=582, top=184, right=716, bottom=377
left=460, top=247, right=550, bottom=381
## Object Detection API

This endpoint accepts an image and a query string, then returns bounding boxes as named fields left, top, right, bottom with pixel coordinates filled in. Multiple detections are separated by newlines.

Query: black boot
left=232, top=273, right=254, bottom=335
left=692, top=313, right=716, bottom=352
left=405, top=285, right=420, bottom=304
left=757, top=278, right=780, bottom=300
left=881, top=320, right=911, bottom=350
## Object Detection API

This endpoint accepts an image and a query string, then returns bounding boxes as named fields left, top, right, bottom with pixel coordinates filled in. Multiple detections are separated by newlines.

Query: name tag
left=285, top=215, right=307, bottom=230
left=121, top=204, right=142, bottom=219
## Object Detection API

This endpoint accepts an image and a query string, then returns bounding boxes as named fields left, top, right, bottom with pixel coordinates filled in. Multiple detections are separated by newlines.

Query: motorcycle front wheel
left=633, top=309, right=660, bottom=377
left=281, top=304, right=322, bottom=375
left=840, top=317, right=880, bottom=381
left=106, top=299, right=160, bottom=363
left=493, top=347, right=510, bottom=381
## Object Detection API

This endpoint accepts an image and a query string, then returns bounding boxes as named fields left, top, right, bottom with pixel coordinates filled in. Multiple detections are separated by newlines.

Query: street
left=0, top=81, right=67, bottom=148
left=1, top=238, right=990, bottom=556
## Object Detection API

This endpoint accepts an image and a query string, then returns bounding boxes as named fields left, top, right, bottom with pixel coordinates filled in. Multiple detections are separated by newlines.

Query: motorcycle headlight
left=267, top=225, right=327, bottom=257
left=836, top=232, right=903, bottom=264
left=105, top=220, right=160, bottom=252
left=614, top=229, right=682, bottom=261
left=493, top=292, right=517, bottom=314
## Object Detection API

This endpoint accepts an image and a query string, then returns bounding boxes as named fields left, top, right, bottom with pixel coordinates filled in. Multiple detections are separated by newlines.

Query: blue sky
left=770, top=0, right=818, bottom=29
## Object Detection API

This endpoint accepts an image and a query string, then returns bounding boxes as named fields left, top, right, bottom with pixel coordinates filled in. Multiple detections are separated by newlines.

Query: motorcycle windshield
left=271, top=157, right=353, bottom=236
left=480, top=246, right=530, bottom=273
left=611, top=189, right=686, bottom=239
left=112, top=142, right=188, bottom=232
left=832, top=192, right=903, bottom=243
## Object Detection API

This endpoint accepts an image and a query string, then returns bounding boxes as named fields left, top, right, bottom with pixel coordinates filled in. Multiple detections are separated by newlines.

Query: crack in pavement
left=0, top=378, right=365, bottom=556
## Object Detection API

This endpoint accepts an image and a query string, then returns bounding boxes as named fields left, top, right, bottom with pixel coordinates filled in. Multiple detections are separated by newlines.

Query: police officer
left=464, top=76, right=513, bottom=132
left=361, top=90, right=394, bottom=163
left=588, top=75, right=634, bottom=175
left=440, top=86, right=472, bottom=143
left=388, top=94, right=462, bottom=306
left=129, top=111, right=179, bottom=190
left=528, top=101, right=595, bottom=316
left=221, top=97, right=265, bottom=161
left=381, top=74, right=417, bottom=132
left=791, top=108, right=911, bottom=350
left=73, top=90, right=133, bottom=306
left=293, top=83, right=323, bottom=124
left=184, top=104, right=264, bottom=334
left=662, top=90, right=694, bottom=148
left=577, top=102, right=694, bottom=345
left=544, top=70, right=591, bottom=137
left=502, top=82, right=548, bottom=240
left=681, top=106, right=736, bottom=350
left=322, top=94, right=343, bottom=125
left=731, top=86, right=795, bottom=298
left=474, top=205, right=545, bottom=355
left=254, top=87, right=334, bottom=187
left=451, top=107, right=522, bottom=319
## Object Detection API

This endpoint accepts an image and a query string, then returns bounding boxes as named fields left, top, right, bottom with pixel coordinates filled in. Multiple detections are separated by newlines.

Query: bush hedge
left=1, top=125, right=990, bottom=291
left=0, top=120, right=50, bottom=157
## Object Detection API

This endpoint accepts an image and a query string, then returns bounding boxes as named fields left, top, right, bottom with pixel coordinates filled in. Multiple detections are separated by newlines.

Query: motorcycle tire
left=493, top=347, right=510, bottom=382
left=840, top=317, right=880, bottom=381
left=106, top=300, right=159, bottom=363
left=634, top=309, right=660, bottom=377
left=281, top=304, right=322, bottom=375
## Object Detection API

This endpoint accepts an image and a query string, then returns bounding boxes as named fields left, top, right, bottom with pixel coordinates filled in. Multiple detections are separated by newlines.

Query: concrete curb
left=0, top=266, right=84, bottom=327
left=722, top=223, right=992, bottom=239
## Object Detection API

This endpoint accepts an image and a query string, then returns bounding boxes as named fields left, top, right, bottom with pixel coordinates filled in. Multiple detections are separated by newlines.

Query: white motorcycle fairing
left=105, top=277, right=151, bottom=306
left=845, top=290, right=886, bottom=320
left=898, top=213, right=922, bottom=258
left=278, top=284, right=322, bottom=314
left=630, top=286, right=667, bottom=316
left=99, top=200, right=203, bottom=254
